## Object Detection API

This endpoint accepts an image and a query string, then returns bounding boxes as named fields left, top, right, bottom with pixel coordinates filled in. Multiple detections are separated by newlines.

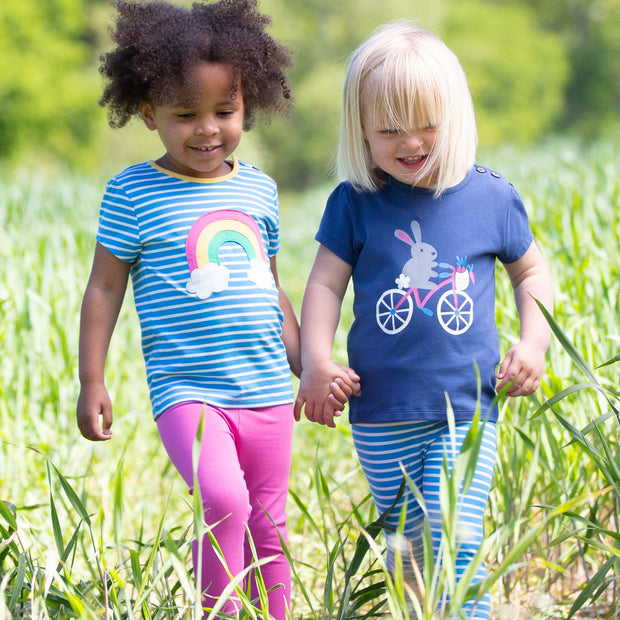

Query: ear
left=395, top=230, right=413, bottom=245
left=410, top=220, right=421, bottom=242
left=139, top=102, right=157, bottom=131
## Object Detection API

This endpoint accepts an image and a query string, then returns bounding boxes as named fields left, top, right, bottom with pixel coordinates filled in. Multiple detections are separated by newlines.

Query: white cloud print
left=186, top=259, right=274, bottom=299
left=246, top=259, right=274, bottom=289
left=186, top=263, right=230, bottom=299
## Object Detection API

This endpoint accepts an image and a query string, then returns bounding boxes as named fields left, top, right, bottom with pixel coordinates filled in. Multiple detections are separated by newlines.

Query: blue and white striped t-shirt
left=96, top=157, right=294, bottom=419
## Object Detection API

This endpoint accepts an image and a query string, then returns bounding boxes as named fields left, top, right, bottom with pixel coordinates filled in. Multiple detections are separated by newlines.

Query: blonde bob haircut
left=337, top=21, right=478, bottom=196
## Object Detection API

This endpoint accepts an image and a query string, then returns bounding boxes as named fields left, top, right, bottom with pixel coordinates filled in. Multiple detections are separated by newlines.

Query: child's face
left=362, top=113, right=438, bottom=188
left=139, top=62, right=244, bottom=179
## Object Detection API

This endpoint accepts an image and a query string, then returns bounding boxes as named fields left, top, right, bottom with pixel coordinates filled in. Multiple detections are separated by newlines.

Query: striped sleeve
left=96, top=178, right=141, bottom=263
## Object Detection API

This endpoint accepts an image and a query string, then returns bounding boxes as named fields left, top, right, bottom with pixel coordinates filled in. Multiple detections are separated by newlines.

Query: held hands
left=76, top=382, right=114, bottom=441
left=496, top=339, right=546, bottom=397
left=294, top=361, right=361, bottom=428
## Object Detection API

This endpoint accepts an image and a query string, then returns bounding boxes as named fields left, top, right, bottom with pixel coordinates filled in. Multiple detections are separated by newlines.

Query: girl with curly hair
left=77, top=1, right=358, bottom=616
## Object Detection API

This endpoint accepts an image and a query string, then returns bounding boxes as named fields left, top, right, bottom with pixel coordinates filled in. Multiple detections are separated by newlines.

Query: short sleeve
left=96, top=179, right=142, bottom=263
left=315, top=183, right=358, bottom=266
left=499, top=184, right=534, bottom=264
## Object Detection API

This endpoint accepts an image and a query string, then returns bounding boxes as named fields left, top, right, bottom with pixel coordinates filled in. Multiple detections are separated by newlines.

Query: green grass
left=1, top=135, right=619, bottom=618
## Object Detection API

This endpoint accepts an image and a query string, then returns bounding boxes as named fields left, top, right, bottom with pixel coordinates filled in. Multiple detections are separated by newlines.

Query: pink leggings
left=157, top=401, right=293, bottom=619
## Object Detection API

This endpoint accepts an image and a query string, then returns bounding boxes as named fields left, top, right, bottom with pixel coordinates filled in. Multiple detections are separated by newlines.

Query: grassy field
left=0, top=135, right=619, bottom=618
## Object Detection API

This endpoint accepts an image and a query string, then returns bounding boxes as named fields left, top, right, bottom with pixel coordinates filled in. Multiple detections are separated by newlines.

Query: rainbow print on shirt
left=185, top=209, right=273, bottom=299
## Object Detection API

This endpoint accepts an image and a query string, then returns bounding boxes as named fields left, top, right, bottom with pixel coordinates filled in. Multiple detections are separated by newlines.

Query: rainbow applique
left=185, top=209, right=273, bottom=299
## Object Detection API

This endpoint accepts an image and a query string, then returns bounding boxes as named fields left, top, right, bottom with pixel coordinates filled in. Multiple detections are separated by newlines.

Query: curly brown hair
left=99, top=0, right=293, bottom=130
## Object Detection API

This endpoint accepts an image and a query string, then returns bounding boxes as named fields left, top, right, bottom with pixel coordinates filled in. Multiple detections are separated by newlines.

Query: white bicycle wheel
left=376, top=288, right=413, bottom=334
left=437, top=289, right=473, bottom=334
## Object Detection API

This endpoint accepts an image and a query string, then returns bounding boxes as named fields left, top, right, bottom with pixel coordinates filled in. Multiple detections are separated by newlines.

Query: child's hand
left=294, top=361, right=360, bottom=428
left=76, top=382, right=114, bottom=441
left=496, top=340, right=546, bottom=397
left=327, top=364, right=361, bottom=409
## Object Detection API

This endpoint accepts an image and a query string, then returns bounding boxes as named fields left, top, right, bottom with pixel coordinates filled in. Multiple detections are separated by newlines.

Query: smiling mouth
left=399, top=155, right=427, bottom=165
left=192, top=145, right=220, bottom=153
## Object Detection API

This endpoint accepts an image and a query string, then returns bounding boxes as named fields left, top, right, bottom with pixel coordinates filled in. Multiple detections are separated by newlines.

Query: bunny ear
left=410, top=220, right=422, bottom=242
left=395, top=229, right=413, bottom=245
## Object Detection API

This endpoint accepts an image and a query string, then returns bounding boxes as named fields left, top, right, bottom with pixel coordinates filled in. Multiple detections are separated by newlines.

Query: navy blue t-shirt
left=316, top=166, right=534, bottom=424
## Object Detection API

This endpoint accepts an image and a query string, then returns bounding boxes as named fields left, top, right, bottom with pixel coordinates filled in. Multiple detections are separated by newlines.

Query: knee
left=196, top=479, right=251, bottom=527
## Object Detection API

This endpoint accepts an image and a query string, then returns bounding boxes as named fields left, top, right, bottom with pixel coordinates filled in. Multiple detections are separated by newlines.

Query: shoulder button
left=476, top=166, right=486, bottom=173
left=491, top=171, right=500, bottom=178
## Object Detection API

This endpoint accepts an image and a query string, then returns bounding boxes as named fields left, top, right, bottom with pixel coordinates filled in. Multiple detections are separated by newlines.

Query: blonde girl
left=295, top=22, right=553, bottom=618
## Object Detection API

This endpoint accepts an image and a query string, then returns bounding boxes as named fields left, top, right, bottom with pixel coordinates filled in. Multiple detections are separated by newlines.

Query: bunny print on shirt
left=376, top=219, right=475, bottom=336
left=394, top=220, right=438, bottom=290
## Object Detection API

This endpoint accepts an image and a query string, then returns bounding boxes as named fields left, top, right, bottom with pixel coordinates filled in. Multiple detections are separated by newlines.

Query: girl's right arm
left=77, top=243, right=131, bottom=441
left=294, top=244, right=357, bottom=428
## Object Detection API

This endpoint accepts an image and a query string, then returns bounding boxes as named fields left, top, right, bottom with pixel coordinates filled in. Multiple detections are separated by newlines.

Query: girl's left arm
left=497, top=241, right=553, bottom=397
left=270, top=256, right=302, bottom=378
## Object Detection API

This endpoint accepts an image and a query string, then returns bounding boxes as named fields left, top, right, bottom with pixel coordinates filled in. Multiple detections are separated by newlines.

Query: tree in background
left=253, top=0, right=570, bottom=188
left=0, top=0, right=102, bottom=169
left=442, top=0, right=568, bottom=146
left=507, top=0, right=620, bottom=135
left=0, top=0, right=618, bottom=185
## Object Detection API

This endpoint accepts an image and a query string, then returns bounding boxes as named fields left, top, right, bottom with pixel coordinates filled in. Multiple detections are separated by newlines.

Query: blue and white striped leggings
left=351, top=420, right=496, bottom=619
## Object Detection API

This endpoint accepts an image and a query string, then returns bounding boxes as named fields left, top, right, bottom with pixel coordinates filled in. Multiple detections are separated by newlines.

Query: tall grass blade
left=8, top=553, right=27, bottom=612
left=534, top=299, right=618, bottom=417
left=28, top=445, right=92, bottom=525
left=532, top=383, right=613, bottom=418
left=243, top=524, right=270, bottom=616
left=46, top=461, right=66, bottom=559
left=267, top=499, right=315, bottom=612
left=567, top=556, right=616, bottom=619
left=535, top=299, right=599, bottom=385
left=596, top=353, right=620, bottom=369
left=346, top=476, right=407, bottom=580
left=0, top=500, right=17, bottom=531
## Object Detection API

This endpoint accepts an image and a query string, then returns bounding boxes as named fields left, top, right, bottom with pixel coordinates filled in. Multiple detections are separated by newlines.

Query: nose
left=194, top=115, right=219, bottom=136
left=403, top=131, right=424, bottom=148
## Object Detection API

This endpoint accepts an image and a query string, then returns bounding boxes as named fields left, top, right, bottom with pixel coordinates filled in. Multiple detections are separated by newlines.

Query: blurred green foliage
left=509, top=0, right=620, bottom=133
left=0, top=0, right=104, bottom=169
left=0, top=0, right=618, bottom=186
left=443, top=0, right=568, bottom=146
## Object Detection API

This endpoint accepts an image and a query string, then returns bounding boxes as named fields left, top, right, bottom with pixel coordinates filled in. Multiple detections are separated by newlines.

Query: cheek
left=365, top=137, right=379, bottom=157
left=368, top=142, right=389, bottom=165
left=366, top=145, right=379, bottom=167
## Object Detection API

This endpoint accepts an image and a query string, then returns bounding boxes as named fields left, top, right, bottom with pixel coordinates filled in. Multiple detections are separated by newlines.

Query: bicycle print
left=376, top=258, right=475, bottom=334
left=375, top=220, right=475, bottom=335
